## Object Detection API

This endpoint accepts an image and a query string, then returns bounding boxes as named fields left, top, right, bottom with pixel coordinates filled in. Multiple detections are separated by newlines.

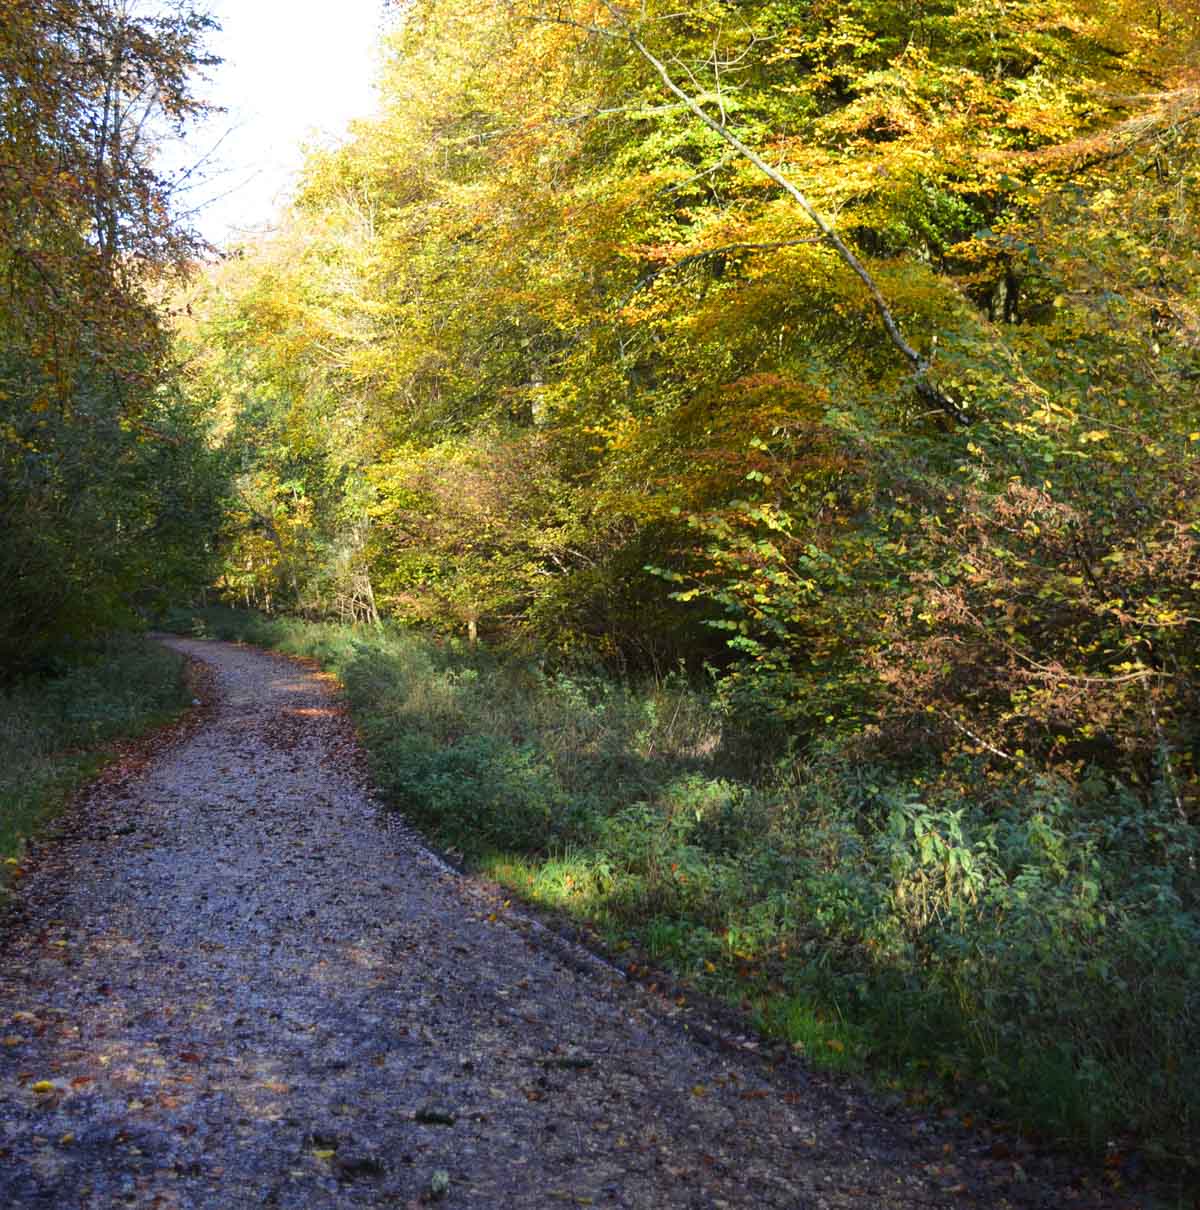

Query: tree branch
left=528, top=1, right=969, bottom=424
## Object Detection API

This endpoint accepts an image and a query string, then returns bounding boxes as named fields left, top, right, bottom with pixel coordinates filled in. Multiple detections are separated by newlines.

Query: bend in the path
left=0, top=638, right=1136, bottom=1208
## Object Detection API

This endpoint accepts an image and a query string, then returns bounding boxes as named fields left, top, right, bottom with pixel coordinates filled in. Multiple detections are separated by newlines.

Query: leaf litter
left=0, top=637, right=1151, bottom=1208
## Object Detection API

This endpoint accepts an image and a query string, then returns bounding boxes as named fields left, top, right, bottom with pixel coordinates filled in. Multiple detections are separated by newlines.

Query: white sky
left=167, top=0, right=388, bottom=247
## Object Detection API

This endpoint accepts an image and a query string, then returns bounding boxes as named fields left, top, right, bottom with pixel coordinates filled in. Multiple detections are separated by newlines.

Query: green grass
left=0, top=635, right=192, bottom=867
left=162, top=605, right=1199, bottom=1181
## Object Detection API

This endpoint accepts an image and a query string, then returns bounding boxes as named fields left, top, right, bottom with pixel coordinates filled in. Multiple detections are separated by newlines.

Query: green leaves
left=0, top=0, right=223, bottom=668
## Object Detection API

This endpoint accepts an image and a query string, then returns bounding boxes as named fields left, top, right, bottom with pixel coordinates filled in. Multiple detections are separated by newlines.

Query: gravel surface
left=0, top=638, right=1146, bottom=1208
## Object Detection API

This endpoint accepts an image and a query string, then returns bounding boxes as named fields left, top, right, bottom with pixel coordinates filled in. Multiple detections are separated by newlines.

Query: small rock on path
left=0, top=638, right=1138, bottom=1208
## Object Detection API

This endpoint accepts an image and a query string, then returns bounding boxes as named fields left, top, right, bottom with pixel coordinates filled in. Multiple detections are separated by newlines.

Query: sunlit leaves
left=191, top=0, right=1198, bottom=795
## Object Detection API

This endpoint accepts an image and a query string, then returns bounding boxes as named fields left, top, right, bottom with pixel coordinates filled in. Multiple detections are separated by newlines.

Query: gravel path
left=0, top=638, right=1139, bottom=1209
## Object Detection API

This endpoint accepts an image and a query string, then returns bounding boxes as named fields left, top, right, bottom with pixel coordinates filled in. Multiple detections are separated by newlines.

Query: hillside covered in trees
left=4, top=0, right=1199, bottom=1179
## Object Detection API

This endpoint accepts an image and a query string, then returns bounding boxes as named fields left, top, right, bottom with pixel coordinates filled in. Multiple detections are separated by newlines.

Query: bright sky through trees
left=171, top=0, right=385, bottom=246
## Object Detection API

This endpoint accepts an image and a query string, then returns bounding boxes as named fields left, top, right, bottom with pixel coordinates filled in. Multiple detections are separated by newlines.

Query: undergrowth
left=165, top=605, right=1199, bottom=1178
left=0, top=636, right=191, bottom=866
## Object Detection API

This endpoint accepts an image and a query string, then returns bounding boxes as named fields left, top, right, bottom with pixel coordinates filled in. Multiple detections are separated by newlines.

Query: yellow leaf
left=31, top=1080, right=56, bottom=1094
left=312, top=1148, right=336, bottom=1160
left=691, top=1084, right=706, bottom=1097
left=1079, top=430, right=1109, bottom=443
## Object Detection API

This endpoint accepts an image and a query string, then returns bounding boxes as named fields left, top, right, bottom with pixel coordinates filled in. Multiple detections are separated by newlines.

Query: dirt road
left=0, top=638, right=1135, bottom=1208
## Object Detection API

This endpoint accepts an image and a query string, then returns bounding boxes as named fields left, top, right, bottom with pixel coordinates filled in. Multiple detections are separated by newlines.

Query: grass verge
left=0, top=635, right=192, bottom=869
left=163, top=605, right=1198, bottom=1183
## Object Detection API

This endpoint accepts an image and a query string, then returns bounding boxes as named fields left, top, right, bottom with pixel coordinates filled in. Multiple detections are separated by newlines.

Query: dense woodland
left=183, top=0, right=1200, bottom=789
left=3, top=0, right=1199, bottom=1173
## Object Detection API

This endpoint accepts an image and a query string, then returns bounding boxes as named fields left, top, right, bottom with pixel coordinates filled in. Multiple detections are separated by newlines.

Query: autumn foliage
left=186, top=0, right=1199, bottom=794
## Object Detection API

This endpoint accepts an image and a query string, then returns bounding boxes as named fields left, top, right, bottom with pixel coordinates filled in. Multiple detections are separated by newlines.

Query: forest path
left=0, top=638, right=1125, bottom=1209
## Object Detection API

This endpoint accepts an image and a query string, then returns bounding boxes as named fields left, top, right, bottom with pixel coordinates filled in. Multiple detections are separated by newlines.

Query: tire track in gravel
left=0, top=637, right=1141, bottom=1209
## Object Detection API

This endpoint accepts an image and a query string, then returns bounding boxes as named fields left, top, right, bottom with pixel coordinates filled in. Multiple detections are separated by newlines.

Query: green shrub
left=371, top=732, right=561, bottom=854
